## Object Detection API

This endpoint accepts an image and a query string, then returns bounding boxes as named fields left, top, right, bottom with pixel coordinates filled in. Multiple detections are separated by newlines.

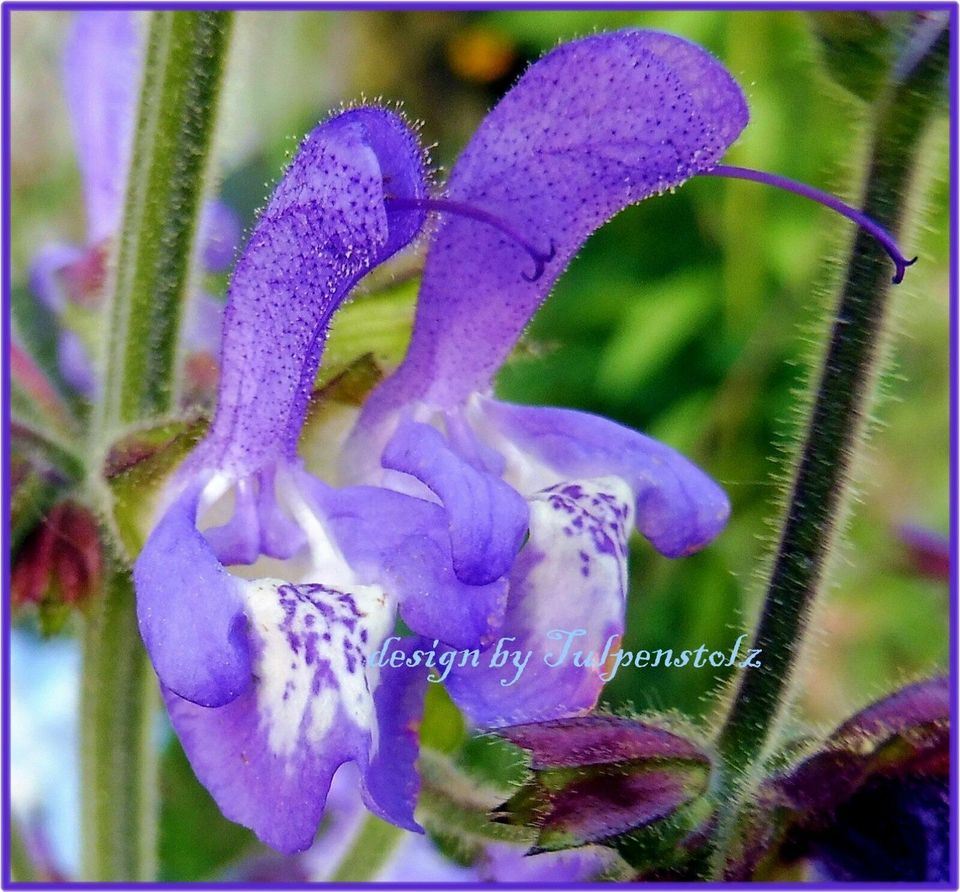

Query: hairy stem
left=80, top=569, right=157, bottom=881
left=712, top=19, right=948, bottom=849
left=97, top=11, right=232, bottom=432
left=81, top=11, right=233, bottom=881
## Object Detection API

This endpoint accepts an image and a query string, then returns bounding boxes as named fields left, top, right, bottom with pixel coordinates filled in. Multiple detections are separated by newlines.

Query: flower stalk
left=712, top=17, right=948, bottom=855
left=80, top=11, right=232, bottom=880
left=80, top=568, right=158, bottom=881
left=97, top=11, right=232, bottom=433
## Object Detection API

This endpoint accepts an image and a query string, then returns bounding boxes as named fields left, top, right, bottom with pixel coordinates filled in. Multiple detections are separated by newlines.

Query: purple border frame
left=1, top=2, right=956, bottom=889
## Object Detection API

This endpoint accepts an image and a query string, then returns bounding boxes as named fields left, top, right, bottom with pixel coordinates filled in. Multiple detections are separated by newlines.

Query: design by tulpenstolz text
left=371, top=630, right=763, bottom=687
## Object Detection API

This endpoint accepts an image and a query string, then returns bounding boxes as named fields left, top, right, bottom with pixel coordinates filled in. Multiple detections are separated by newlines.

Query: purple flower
left=343, top=29, right=916, bottom=730
left=132, top=106, right=489, bottom=854
left=132, top=28, right=919, bottom=858
left=342, top=30, right=745, bottom=727
left=31, top=11, right=237, bottom=399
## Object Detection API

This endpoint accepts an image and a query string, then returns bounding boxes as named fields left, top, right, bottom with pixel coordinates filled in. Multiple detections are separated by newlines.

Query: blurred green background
left=9, top=8, right=950, bottom=881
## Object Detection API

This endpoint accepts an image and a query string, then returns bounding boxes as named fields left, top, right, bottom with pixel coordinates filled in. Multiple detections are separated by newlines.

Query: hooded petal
left=134, top=486, right=252, bottom=708
left=381, top=418, right=529, bottom=586
left=475, top=397, right=729, bottom=557
left=63, top=11, right=143, bottom=243
left=163, top=579, right=426, bottom=854
left=445, top=477, right=633, bottom=727
left=370, top=29, right=748, bottom=411
left=192, top=107, right=427, bottom=481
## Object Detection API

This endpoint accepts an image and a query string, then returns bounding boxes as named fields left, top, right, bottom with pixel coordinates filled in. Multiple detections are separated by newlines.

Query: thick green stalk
left=80, top=12, right=233, bottom=881
left=713, top=24, right=948, bottom=805
left=80, top=569, right=157, bottom=881
left=98, top=11, right=232, bottom=431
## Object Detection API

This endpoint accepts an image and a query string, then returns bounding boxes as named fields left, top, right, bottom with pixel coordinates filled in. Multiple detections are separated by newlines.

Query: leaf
left=596, top=270, right=715, bottom=401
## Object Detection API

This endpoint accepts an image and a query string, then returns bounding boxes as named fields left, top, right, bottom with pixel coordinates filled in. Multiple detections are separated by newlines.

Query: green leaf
left=596, top=270, right=715, bottom=400
left=98, top=11, right=233, bottom=430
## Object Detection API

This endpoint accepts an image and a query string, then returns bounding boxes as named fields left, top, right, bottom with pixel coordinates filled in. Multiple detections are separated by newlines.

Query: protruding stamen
left=386, top=195, right=556, bottom=282
left=701, top=164, right=917, bottom=284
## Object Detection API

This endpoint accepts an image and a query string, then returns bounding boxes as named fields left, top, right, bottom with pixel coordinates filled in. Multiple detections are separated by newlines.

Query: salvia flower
left=133, top=28, right=918, bottom=856
left=341, top=29, right=915, bottom=729
left=31, top=11, right=237, bottom=398
left=132, top=106, right=496, bottom=853
left=730, top=677, right=949, bottom=881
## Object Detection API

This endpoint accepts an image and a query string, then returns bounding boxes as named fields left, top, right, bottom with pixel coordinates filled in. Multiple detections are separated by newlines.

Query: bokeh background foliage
left=9, top=9, right=949, bottom=881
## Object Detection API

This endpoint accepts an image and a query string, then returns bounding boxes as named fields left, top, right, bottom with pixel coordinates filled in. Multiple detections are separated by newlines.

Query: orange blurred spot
left=183, top=351, right=220, bottom=403
left=447, top=27, right=516, bottom=84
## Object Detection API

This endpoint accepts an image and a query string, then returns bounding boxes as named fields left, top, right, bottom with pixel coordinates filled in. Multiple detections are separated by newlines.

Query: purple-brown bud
left=729, top=677, right=949, bottom=881
left=495, top=716, right=712, bottom=859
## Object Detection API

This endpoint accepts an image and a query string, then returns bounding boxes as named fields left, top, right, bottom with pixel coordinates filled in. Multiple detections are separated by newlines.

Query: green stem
left=711, top=20, right=948, bottom=825
left=80, top=569, right=158, bottom=881
left=80, top=13, right=232, bottom=880
left=97, top=11, right=232, bottom=432
left=329, top=814, right=406, bottom=882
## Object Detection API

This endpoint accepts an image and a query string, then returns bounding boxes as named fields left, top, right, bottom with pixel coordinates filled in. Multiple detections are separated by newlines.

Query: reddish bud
left=11, top=501, right=103, bottom=611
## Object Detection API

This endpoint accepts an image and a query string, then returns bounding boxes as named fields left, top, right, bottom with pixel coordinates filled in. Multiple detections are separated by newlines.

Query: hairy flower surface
left=133, top=106, right=487, bottom=853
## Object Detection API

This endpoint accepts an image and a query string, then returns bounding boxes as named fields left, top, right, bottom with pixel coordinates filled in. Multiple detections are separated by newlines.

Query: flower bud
left=12, top=500, right=103, bottom=625
left=495, top=716, right=712, bottom=861
left=729, top=677, right=949, bottom=881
